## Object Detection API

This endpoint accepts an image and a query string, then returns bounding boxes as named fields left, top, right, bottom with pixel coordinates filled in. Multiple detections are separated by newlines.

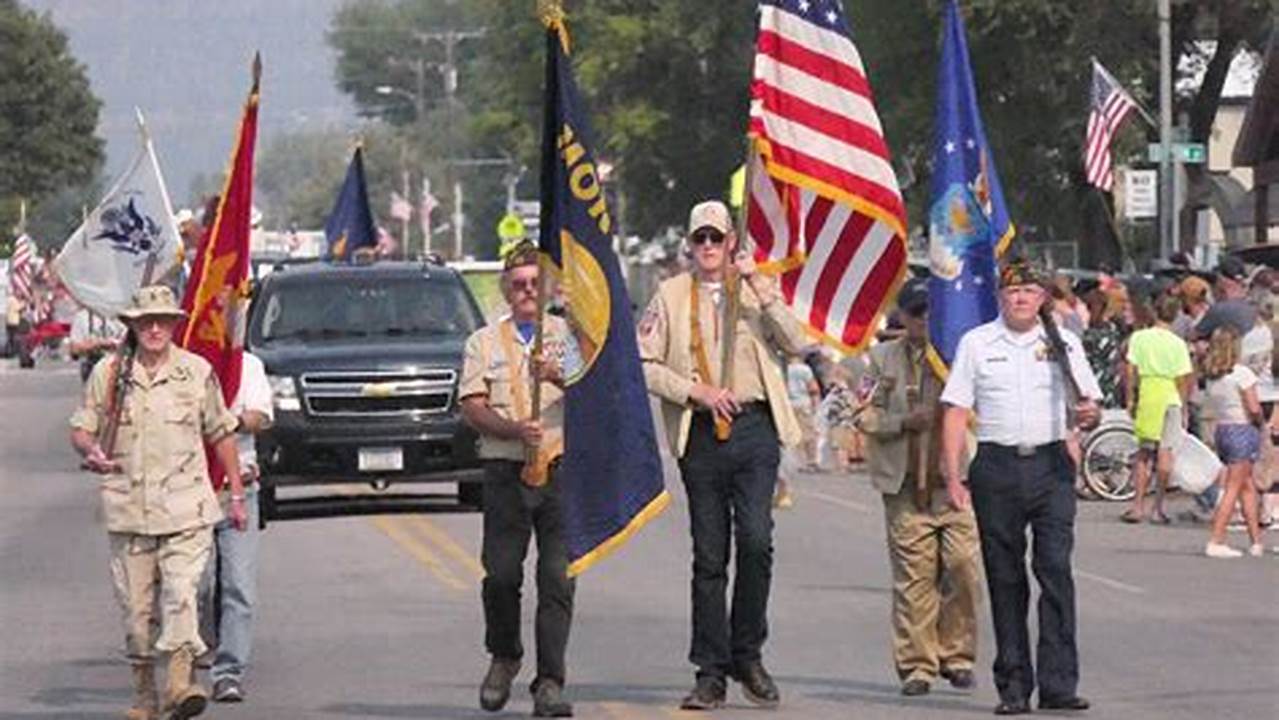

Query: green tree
left=0, top=0, right=104, bottom=248
left=329, top=0, right=1273, bottom=266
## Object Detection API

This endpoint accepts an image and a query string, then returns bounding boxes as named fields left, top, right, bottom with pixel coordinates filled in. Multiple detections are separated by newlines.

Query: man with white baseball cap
left=638, top=200, right=809, bottom=710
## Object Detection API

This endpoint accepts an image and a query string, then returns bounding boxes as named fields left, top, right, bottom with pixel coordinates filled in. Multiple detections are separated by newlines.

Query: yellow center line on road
left=369, top=516, right=467, bottom=591
left=404, top=516, right=485, bottom=581
left=599, top=701, right=648, bottom=720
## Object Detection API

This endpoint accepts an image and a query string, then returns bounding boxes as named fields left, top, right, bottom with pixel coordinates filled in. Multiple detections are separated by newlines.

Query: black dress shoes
left=901, top=678, right=930, bottom=696
left=994, top=698, right=1031, bottom=715
left=941, top=667, right=976, bottom=690
left=1040, top=695, right=1091, bottom=711
left=679, top=675, right=726, bottom=711
left=731, top=661, right=780, bottom=708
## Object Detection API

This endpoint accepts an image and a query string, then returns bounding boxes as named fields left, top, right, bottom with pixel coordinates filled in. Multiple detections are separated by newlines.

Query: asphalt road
left=2, top=360, right=1277, bottom=720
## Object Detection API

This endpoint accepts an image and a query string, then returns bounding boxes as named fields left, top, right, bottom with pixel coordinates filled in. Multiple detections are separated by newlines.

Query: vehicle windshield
left=251, top=274, right=482, bottom=344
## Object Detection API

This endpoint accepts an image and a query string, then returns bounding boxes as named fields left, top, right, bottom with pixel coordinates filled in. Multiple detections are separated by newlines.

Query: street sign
left=1124, top=169, right=1158, bottom=220
left=1147, top=142, right=1206, bottom=164
left=496, top=213, right=526, bottom=242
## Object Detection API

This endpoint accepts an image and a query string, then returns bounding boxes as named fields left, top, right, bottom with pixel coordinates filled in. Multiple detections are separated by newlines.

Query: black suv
left=246, top=259, right=486, bottom=525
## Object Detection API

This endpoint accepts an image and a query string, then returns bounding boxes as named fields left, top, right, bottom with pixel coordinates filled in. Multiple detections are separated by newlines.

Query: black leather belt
left=695, top=400, right=769, bottom=418
left=979, top=440, right=1065, bottom=459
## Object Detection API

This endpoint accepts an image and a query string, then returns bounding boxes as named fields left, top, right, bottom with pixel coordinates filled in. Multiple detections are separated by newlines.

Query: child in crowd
left=1201, top=327, right=1267, bottom=558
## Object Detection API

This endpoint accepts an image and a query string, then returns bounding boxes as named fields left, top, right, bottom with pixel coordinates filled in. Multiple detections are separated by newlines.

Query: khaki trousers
left=108, top=528, right=213, bottom=661
left=883, top=485, right=982, bottom=682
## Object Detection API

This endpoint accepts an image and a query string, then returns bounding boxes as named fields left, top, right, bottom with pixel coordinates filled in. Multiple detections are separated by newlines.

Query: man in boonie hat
left=69, top=284, right=246, bottom=720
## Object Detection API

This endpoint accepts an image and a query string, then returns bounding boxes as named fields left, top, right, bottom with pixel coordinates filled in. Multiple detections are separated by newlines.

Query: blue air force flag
left=538, top=19, right=668, bottom=576
left=53, top=122, right=182, bottom=318
left=926, top=0, right=1014, bottom=374
left=325, top=146, right=377, bottom=260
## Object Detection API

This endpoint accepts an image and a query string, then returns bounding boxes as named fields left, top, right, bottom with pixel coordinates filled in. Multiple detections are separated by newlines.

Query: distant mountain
left=24, top=0, right=357, bottom=215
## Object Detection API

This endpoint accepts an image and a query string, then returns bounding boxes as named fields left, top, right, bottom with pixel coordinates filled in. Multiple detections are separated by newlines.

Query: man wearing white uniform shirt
left=939, top=260, right=1101, bottom=717
left=201, top=350, right=273, bottom=703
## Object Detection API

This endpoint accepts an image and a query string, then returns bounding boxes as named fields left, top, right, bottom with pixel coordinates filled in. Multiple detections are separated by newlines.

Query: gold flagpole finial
left=537, top=0, right=570, bottom=54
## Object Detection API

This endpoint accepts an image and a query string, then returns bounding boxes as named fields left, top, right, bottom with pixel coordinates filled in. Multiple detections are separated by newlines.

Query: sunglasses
left=690, top=229, right=726, bottom=246
left=135, top=317, right=175, bottom=329
left=509, top=278, right=539, bottom=292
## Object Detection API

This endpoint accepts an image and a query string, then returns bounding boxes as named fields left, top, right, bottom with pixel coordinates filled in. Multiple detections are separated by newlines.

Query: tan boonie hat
left=687, top=200, right=732, bottom=235
left=119, top=285, right=187, bottom=321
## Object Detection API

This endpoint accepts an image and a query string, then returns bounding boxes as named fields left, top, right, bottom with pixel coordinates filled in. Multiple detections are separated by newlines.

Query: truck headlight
left=268, top=374, right=301, bottom=412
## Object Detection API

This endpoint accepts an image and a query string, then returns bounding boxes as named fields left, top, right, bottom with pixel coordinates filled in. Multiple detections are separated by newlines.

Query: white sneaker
left=1248, top=544, right=1264, bottom=558
left=1205, top=542, right=1243, bottom=558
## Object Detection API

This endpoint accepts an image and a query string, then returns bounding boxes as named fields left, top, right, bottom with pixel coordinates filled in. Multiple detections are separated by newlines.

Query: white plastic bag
left=1166, top=428, right=1222, bottom=495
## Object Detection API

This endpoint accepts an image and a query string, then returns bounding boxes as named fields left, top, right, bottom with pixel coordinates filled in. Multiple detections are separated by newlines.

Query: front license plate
left=358, top=447, right=403, bottom=472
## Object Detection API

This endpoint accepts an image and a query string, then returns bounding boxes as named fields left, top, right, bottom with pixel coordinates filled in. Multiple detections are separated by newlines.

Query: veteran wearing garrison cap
left=69, top=285, right=245, bottom=720
left=939, top=260, right=1101, bottom=716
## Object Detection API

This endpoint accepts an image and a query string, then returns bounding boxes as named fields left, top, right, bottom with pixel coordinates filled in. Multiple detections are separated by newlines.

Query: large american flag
left=9, top=234, right=34, bottom=302
left=748, top=0, right=907, bottom=353
left=1084, top=59, right=1137, bottom=191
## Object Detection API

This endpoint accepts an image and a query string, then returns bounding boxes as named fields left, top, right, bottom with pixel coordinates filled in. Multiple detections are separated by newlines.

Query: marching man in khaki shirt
left=638, top=200, right=808, bottom=710
left=459, top=243, right=576, bottom=718
left=855, top=279, right=981, bottom=697
left=70, top=286, right=245, bottom=720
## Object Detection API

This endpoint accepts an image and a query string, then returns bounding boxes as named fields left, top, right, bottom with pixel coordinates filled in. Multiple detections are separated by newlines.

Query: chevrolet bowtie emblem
left=362, top=382, right=398, bottom=398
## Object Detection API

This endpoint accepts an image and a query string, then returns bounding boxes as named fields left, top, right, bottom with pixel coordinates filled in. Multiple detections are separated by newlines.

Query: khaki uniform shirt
left=638, top=271, right=808, bottom=458
left=855, top=339, right=951, bottom=496
left=70, top=346, right=238, bottom=535
left=459, top=315, right=569, bottom=461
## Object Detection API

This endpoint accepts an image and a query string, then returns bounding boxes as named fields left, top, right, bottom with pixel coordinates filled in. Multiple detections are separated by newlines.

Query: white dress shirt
left=940, top=318, right=1102, bottom=447
left=232, top=352, right=274, bottom=473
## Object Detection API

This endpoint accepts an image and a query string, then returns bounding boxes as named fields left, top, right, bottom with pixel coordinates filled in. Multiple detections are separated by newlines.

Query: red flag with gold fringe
left=178, top=54, right=261, bottom=489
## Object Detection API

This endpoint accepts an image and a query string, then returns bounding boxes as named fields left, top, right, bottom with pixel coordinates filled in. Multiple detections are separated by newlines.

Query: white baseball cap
left=687, top=200, right=732, bottom=235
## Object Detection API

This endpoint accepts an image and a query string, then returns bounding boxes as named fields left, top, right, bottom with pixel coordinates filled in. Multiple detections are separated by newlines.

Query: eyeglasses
left=690, top=229, right=726, bottom=246
left=135, top=317, right=174, bottom=329
left=509, top=278, right=539, bottom=292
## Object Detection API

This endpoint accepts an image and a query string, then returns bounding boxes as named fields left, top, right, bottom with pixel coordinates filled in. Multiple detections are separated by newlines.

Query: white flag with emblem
left=53, top=109, right=182, bottom=317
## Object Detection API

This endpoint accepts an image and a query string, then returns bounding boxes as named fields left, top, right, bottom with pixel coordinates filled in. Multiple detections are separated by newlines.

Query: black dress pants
left=968, top=442, right=1079, bottom=705
left=678, top=406, right=780, bottom=679
left=481, top=460, right=576, bottom=686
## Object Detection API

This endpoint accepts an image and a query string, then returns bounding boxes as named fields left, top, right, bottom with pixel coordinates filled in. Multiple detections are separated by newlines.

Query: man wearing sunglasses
left=459, top=242, right=577, bottom=717
left=638, top=200, right=809, bottom=710
left=854, top=278, right=982, bottom=698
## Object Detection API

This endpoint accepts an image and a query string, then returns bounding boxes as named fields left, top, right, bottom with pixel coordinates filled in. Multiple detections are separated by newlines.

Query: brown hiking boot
left=125, top=662, right=159, bottom=720
left=164, top=646, right=207, bottom=719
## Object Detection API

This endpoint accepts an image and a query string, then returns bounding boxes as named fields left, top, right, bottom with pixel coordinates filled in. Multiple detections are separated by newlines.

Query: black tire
left=258, top=479, right=276, bottom=529
left=1081, top=426, right=1139, bottom=502
left=458, top=479, right=483, bottom=510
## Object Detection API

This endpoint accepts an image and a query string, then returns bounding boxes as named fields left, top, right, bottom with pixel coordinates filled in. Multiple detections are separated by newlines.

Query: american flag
left=748, top=0, right=907, bottom=353
left=9, top=234, right=34, bottom=302
left=1084, top=59, right=1137, bottom=191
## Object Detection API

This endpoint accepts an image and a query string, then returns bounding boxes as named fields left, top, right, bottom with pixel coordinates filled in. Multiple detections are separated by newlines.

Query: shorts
left=1214, top=423, right=1260, bottom=465
left=1138, top=405, right=1182, bottom=452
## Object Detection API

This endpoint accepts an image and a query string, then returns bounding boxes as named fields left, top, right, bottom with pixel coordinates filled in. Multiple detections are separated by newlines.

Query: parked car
left=245, top=257, right=488, bottom=526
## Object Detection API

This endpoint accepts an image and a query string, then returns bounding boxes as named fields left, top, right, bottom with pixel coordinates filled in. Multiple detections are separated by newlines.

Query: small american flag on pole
left=748, top=0, right=907, bottom=353
left=9, top=234, right=35, bottom=302
left=1084, top=59, right=1138, bottom=192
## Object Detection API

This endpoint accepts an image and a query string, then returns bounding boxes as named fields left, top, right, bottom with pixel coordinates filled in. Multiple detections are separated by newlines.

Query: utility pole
left=413, top=28, right=485, bottom=259
left=1158, top=0, right=1173, bottom=259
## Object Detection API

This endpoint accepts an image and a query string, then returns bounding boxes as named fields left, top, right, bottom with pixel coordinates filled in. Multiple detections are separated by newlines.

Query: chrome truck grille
left=300, top=370, right=456, bottom=417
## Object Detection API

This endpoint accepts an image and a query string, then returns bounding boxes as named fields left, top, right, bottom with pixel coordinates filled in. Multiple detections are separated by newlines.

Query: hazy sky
left=25, top=0, right=358, bottom=210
